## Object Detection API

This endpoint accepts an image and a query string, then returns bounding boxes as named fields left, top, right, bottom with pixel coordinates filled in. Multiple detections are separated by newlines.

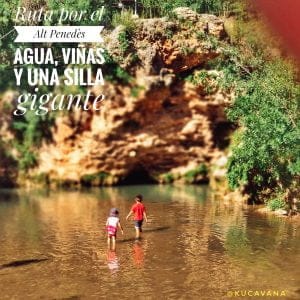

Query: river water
left=0, top=186, right=299, bottom=299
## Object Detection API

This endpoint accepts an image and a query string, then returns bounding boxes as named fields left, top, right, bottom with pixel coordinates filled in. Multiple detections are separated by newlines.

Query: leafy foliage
left=0, top=138, right=18, bottom=186
left=12, top=108, right=54, bottom=171
left=162, top=173, right=175, bottom=184
left=267, top=197, right=286, bottom=211
left=80, top=171, right=109, bottom=186
left=118, top=31, right=131, bottom=55
left=102, top=51, right=132, bottom=84
left=186, top=70, right=220, bottom=94
left=201, top=12, right=299, bottom=203
left=112, top=10, right=136, bottom=33
left=140, top=0, right=244, bottom=18
left=227, top=61, right=300, bottom=202
left=184, top=164, right=208, bottom=183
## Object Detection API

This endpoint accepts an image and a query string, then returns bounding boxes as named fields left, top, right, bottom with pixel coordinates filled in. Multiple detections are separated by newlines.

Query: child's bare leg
left=135, top=227, right=141, bottom=239
left=111, top=236, right=116, bottom=251
left=107, top=237, right=111, bottom=249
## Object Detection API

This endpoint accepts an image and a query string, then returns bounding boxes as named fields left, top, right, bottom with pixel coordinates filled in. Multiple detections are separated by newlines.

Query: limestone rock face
left=34, top=9, right=233, bottom=185
left=37, top=79, right=231, bottom=184
left=1, top=8, right=234, bottom=186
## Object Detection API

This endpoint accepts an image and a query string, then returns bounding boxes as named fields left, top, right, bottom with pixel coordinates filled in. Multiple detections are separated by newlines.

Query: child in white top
left=106, top=208, right=123, bottom=250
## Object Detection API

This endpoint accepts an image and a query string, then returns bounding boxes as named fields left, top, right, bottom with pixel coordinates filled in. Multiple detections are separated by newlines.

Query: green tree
left=227, top=61, right=300, bottom=203
left=12, top=107, right=55, bottom=171
left=140, top=0, right=243, bottom=17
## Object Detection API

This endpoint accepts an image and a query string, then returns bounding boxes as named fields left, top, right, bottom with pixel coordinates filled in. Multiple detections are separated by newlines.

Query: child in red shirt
left=126, top=194, right=148, bottom=239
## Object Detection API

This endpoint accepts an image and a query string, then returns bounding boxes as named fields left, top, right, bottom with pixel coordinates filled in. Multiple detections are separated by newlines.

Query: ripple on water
left=0, top=187, right=299, bottom=299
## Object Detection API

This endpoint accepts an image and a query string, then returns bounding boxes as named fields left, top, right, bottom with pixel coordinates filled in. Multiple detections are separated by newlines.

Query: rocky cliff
left=1, top=8, right=234, bottom=187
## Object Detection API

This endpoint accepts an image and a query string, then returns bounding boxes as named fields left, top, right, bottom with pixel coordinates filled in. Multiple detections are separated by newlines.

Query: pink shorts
left=107, top=225, right=117, bottom=237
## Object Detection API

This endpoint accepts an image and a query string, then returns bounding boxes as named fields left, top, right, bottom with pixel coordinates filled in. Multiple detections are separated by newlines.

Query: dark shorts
left=134, top=220, right=143, bottom=230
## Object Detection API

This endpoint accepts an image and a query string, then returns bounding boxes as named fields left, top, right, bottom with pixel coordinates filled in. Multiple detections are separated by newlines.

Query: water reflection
left=107, top=250, right=119, bottom=273
left=132, top=240, right=146, bottom=268
left=0, top=185, right=299, bottom=299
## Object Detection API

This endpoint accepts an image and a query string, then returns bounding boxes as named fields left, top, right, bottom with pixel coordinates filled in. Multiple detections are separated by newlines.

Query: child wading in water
left=106, top=208, right=123, bottom=250
left=126, top=194, right=148, bottom=239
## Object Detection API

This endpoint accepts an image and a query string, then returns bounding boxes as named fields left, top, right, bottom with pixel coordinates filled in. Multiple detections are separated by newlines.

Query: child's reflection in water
left=133, top=240, right=145, bottom=267
left=107, top=250, right=119, bottom=273
left=106, top=240, right=147, bottom=272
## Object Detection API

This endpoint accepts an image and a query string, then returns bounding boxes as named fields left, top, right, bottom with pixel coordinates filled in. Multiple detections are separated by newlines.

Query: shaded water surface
left=0, top=186, right=299, bottom=299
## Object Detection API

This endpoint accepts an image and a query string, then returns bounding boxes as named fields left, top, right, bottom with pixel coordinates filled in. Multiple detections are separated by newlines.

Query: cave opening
left=212, top=122, right=236, bottom=150
left=123, top=120, right=140, bottom=132
left=120, top=165, right=157, bottom=185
